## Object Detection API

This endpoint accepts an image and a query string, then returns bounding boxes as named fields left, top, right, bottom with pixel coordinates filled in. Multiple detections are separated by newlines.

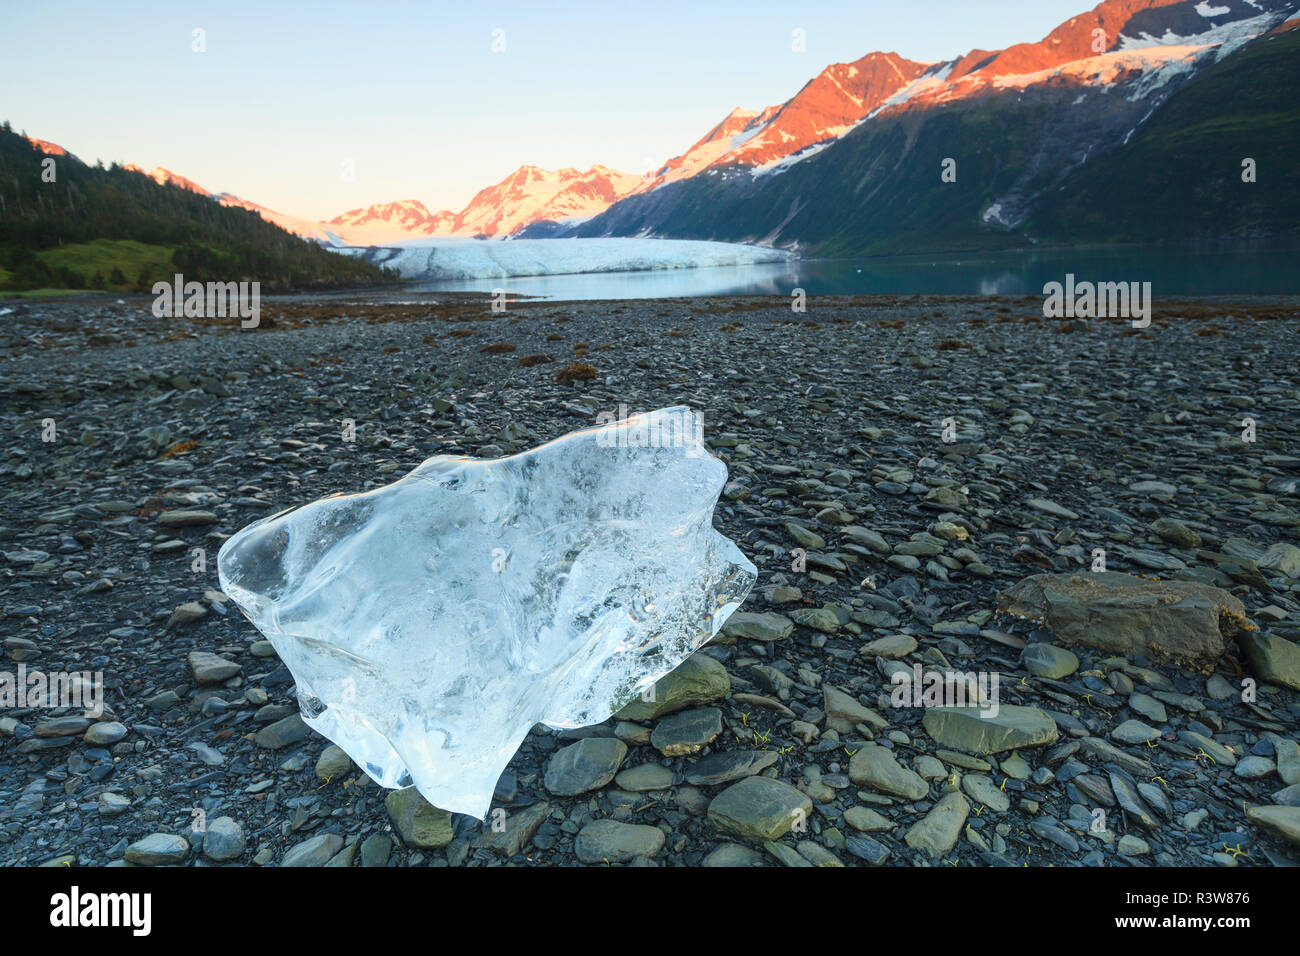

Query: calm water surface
left=405, top=243, right=1299, bottom=300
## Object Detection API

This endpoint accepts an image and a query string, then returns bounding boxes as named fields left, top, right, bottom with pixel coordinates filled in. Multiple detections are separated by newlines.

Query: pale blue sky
left=2, top=0, right=1091, bottom=219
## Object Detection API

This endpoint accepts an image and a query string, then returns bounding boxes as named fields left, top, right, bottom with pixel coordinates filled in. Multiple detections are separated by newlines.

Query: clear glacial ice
left=340, top=237, right=795, bottom=280
left=217, top=406, right=755, bottom=818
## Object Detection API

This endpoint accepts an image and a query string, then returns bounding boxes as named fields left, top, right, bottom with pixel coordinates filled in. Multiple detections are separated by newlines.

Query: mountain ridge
left=0, top=126, right=394, bottom=293
left=15, top=0, right=1299, bottom=254
left=567, top=0, right=1300, bottom=254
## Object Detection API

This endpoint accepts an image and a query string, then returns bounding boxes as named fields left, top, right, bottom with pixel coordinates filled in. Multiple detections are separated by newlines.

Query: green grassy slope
left=1030, top=25, right=1300, bottom=242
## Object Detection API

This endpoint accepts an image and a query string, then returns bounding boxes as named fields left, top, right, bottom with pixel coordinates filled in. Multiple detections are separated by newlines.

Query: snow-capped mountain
left=639, top=107, right=777, bottom=189
left=23, top=0, right=1298, bottom=254
left=646, top=52, right=931, bottom=183
left=212, top=192, right=350, bottom=244
left=304, top=164, right=643, bottom=243
left=624, top=0, right=1298, bottom=189
left=29, top=146, right=644, bottom=246
left=450, top=164, right=641, bottom=237
left=325, top=199, right=457, bottom=241
left=572, top=0, right=1300, bottom=251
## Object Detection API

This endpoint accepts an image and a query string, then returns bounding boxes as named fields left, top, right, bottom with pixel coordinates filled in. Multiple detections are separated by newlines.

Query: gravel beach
left=1, top=290, right=1298, bottom=868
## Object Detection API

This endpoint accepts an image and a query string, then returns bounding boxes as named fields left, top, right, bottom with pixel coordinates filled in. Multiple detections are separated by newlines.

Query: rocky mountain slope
left=569, top=0, right=1300, bottom=254
left=14, top=0, right=1296, bottom=254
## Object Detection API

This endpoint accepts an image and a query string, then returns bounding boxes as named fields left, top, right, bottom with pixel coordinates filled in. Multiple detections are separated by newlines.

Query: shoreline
left=0, top=294, right=1297, bottom=867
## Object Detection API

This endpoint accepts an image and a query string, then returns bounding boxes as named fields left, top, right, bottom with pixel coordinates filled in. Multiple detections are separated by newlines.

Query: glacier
left=217, top=407, right=756, bottom=819
left=336, top=236, right=795, bottom=280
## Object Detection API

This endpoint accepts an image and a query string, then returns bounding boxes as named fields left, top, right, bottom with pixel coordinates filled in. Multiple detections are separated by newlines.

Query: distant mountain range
left=12, top=0, right=1300, bottom=260
left=60, top=160, right=643, bottom=246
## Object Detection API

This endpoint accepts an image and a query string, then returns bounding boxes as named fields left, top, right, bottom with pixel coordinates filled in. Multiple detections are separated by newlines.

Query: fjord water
left=407, top=242, right=1299, bottom=300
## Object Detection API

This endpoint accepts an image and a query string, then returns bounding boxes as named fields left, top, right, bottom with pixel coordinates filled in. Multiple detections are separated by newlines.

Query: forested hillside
left=0, top=123, right=395, bottom=293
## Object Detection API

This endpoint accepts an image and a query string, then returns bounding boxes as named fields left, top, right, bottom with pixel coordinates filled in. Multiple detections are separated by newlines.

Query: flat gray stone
left=843, top=805, right=896, bottom=831
left=707, top=776, right=812, bottom=842
left=702, top=842, right=766, bottom=866
left=722, top=611, right=794, bottom=642
left=922, top=705, right=1058, bottom=754
left=1109, top=772, right=1159, bottom=831
left=476, top=801, right=551, bottom=857
left=860, top=634, right=917, bottom=658
left=84, top=721, right=127, bottom=745
left=315, top=744, right=352, bottom=781
left=1178, top=731, right=1238, bottom=768
left=1246, top=805, right=1300, bottom=846
left=1112, top=719, right=1161, bottom=745
left=544, top=737, right=627, bottom=794
left=789, top=607, right=841, bottom=634
left=202, top=816, right=245, bottom=862
left=1021, top=643, right=1079, bottom=679
left=1026, top=498, right=1079, bottom=520
left=360, top=834, right=392, bottom=867
left=847, top=743, right=928, bottom=800
left=188, top=650, right=242, bottom=685
left=1129, top=693, right=1167, bottom=723
left=158, top=509, right=218, bottom=526
left=1118, top=835, right=1150, bottom=856
left=904, top=792, right=969, bottom=859
left=125, top=833, right=190, bottom=866
left=615, top=654, right=730, bottom=721
left=684, top=749, right=779, bottom=786
left=961, top=774, right=1011, bottom=812
left=1273, top=736, right=1300, bottom=786
left=650, top=707, right=721, bottom=756
left=1237, top=631, right=1300, bottom=691
left=1234, top=755, right=1276, bottom=780
left=614, top=763, right=677, bottom=791
left=254, top=714, right=311, bottom=750
left=823, top=684, right=884, bottom=733
left=574, top=819, right=665, bottom=863
left=283, top=833, right=343, bottom=867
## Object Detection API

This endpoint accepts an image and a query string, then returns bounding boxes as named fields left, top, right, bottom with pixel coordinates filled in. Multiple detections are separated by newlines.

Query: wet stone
left=544, top=737, right=628, bottom=795
left=650, top=707, right=722, bottom=756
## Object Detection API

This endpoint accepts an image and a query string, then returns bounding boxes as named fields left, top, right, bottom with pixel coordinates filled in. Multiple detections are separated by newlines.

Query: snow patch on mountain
left=865, top=62, right=957, bottom=119
left=750, top=140, right=835, bottom=178
left=1117, top=9, right=1282, bottom=52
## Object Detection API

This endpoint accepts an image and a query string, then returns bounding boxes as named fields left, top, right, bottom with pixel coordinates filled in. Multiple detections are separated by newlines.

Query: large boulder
left=1000, top=571, right=1245, bottom=666
left=707, top=777, right=812, bottom=842
left=921, top=705, right=1058, bottom=754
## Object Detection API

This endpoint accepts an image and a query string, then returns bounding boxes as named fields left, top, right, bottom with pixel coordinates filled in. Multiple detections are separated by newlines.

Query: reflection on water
left=406, top=242, right=1299, bottom=300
